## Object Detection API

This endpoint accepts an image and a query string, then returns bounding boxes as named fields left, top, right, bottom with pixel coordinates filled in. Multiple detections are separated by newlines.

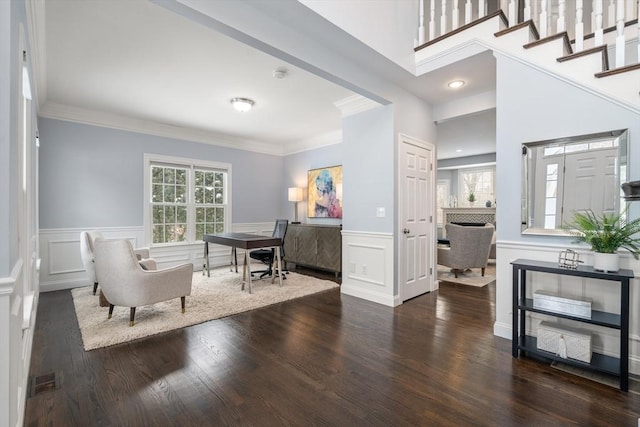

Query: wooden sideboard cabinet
left=284, top=224, right=342, bottom=276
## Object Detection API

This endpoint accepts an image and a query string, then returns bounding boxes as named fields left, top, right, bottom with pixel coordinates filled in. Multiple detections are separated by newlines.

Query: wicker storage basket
left=537, top=321, right=592, bottom=363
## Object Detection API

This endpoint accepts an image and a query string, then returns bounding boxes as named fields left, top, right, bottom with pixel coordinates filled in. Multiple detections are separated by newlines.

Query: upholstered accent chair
left=437, top=223, right=495, bottom=278
left=93, top=239, right=193, bottom=326
left=80, top=230, right=156, bottom=295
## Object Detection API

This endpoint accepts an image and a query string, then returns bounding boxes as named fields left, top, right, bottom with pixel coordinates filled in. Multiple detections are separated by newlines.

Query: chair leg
left=129, top=307, right=136, bottom=327
left=108, top=304, right=114, bottom=319
left=93, top=282, right=98, bottom=295
left=181, top=296, right=186, bottom=313
left=454, top=269, right=459, bottom=278
left=481, top=267, right=486, bottom=276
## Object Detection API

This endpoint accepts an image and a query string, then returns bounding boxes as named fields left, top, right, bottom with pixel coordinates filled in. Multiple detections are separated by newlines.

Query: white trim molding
left=0, top=259, right=23, bottom=295
left=340, top=230, right=397, bottom=306
left=334, top=94, right=383, bottom=117
left=39, top=222, right=272, bottom=292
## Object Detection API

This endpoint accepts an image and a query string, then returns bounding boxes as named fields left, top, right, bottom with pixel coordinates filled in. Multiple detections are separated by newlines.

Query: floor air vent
left=28, top=372, right=61, bottom=397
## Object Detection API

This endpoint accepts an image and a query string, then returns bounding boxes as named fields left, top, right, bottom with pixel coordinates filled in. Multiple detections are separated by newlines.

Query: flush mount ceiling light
left=448, top=80, right=465, bottom=89
left=230, top=97, right=255, bottom=112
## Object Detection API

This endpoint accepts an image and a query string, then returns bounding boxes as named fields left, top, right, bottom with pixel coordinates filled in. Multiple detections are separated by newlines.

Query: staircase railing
left=416, top=0, right=639, bottom=67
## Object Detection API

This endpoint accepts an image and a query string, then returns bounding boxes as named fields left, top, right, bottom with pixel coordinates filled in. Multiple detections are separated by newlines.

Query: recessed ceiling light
left=448, top=80, right=465, bottom=89
left=230, top=97, right=255, bottom=112
left=456, top=149, right=463, bottom=153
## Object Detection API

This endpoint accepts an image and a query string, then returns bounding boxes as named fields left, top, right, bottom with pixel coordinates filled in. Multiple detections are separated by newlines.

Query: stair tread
left=557, top=45, right=609, bottom=72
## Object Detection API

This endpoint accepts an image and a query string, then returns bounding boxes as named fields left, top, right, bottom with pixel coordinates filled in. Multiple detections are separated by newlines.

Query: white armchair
left=94, top=239, right=193, bottom=326
left=80, top=230, right=157, bottom=295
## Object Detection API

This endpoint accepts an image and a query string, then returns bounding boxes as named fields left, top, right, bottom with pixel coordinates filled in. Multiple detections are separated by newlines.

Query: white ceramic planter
left=593, top=252, right=619, bottom=272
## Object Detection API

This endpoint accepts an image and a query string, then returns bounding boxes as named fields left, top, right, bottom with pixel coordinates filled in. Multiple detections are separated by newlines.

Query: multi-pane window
left=145, top=155, right=231, bottom=245
left=460, top=167, right=495, bottom=207
left=151, top=166, right=188, bottom=243
left=194, top=170, right=225, bottom=239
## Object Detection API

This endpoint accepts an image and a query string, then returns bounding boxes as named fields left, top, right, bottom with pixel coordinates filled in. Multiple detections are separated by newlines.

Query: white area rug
left=437, top=264, right=496, bottom=287
left=72, top=268, right=339, bottom=351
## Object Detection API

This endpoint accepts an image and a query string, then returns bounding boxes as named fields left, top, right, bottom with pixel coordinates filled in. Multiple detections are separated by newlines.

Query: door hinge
left=430, top=163, right=433, bottom=171
left=429, top=267, right=433, bottom=275
left=430, top=215, right=433, bottom=223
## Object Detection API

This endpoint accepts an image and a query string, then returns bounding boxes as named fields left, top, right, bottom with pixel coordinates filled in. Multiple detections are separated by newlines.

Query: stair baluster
left=594, top=0, right=604, bottom=45
left=615, top=0, right=626, bottom=66
left=575, top=0, right=584, bottom=51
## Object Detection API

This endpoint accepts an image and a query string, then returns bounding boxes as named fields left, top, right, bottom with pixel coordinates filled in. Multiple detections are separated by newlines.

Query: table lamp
left=288, top=187, right=304, bottom=224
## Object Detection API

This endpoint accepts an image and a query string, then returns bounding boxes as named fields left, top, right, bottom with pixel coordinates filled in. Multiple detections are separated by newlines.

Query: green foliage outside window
left=151, top=165, right=226, bottom=244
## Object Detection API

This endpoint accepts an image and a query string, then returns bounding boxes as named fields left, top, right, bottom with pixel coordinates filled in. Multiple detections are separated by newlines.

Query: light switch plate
left=376, top=207, right=385, bottom=217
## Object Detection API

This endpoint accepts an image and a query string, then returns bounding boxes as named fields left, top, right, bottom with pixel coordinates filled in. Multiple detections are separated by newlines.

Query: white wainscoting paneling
left=341, top=230, right=397, bottom=306
left=39, top=223, right=272, bottom=292
left=495, top=240, right=640, bottom=375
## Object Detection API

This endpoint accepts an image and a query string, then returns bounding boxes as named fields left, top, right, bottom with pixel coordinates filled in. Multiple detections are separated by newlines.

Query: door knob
left=403, top=228, right=410, bottom=234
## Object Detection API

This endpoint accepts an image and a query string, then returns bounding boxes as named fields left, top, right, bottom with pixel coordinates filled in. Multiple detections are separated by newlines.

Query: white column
left=575, top=0, right=584, bottom=52
left=441, top=0, right=447, bottom=36
left=557, top=0, right=566, bottom=32
left=429, top=0, right=436, bottom=39
left=591, top=0, right=596, bottom=32
left=615, top=0, right=626, bottom=67
left=594, top=0, right=604, bottom=45
left=465, top=0, right=472, bottom=24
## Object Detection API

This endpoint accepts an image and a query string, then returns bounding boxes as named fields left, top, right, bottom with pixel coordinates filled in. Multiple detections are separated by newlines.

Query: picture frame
left=307, top=165, right=343, bottom=218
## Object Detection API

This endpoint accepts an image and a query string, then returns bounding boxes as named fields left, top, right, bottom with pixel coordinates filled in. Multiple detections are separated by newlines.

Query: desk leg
left=246, top=251, right=253, bottom=294
left=204, top=241, right=210, bottom=277
left=234, top=247, right=238, bottom=273
left=242, top=252, right=247, bottom=290
left=229, top=247, right=235, bottom=272
left=273, top=246, right=283, bottom=287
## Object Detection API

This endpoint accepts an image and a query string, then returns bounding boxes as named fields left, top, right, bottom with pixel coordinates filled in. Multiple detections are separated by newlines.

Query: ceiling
left=33, top=0, right=497, bottom=157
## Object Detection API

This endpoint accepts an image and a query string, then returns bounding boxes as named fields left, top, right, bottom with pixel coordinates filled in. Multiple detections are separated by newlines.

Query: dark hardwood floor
left=25, top=271, right=640, bottom=426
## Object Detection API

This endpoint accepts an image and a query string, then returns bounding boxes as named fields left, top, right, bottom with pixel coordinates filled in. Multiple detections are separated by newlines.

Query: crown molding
left=283, top=130, right=342, bottom=155
left=333, top=95, right=382, bottom=117
left=39, top=102, right=290, bottom=156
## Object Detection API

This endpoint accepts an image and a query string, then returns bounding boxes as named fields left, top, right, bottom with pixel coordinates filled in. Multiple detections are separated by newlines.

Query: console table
left=511, top=258, right=633, bottom=391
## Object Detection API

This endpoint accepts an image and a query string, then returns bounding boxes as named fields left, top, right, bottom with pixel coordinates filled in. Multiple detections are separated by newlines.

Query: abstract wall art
left=308, top=165, right=343, bottom=218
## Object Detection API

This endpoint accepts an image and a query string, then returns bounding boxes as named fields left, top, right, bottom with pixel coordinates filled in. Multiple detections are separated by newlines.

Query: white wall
left=494, top=52, right=640, bottom=373
left=299, top=0, right=420, bottom=72
left=0, top=1, right=40, bottom=426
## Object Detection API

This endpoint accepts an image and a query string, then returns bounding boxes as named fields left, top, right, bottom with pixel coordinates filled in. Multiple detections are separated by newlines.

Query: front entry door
left=399, top=135, right=435, bottom=301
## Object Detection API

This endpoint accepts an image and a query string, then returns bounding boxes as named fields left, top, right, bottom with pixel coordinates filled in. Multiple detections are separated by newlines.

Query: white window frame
left=436, top=179, right=450, bottom=225
left=458, top=166, right=495, bottom=207
left=143, top=153, right=232, bottom=246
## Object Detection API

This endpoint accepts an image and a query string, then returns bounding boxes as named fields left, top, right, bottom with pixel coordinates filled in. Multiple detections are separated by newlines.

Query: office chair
left=250, top=219, right=288, bottom=279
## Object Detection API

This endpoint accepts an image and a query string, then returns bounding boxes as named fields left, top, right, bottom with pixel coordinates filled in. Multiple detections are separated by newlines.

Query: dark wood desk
left=203, top=233, right=283, bottom=294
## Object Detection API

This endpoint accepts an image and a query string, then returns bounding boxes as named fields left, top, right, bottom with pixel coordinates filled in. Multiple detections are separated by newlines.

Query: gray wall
left=282, top=143, right=343, bottom=225
left=343, top=105, right=395, bottom=232
left=38, top=118, right=284, bottom=228
left=495, top=53, right=640, bottom=247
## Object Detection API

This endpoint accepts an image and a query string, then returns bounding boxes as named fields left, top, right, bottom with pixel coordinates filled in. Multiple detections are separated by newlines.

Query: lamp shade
left=288, top=187, right=304, bottom=202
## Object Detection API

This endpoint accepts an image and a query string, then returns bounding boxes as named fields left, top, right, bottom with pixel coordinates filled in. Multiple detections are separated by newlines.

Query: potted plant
left=565, top=209, right=640, bottom=272
left=467, top=192, right=476, bottom=205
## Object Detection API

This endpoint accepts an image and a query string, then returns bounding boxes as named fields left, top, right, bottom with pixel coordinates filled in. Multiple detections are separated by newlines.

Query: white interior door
left=562, top=148, right=618, bottom=222
left=399, top=135, right=435, bottom=301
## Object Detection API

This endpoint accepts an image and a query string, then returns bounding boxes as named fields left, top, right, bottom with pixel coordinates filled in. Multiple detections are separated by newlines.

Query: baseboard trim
left=340, top=283, right=401, bottom=307
left=493, top=321, right=512, bottom=340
